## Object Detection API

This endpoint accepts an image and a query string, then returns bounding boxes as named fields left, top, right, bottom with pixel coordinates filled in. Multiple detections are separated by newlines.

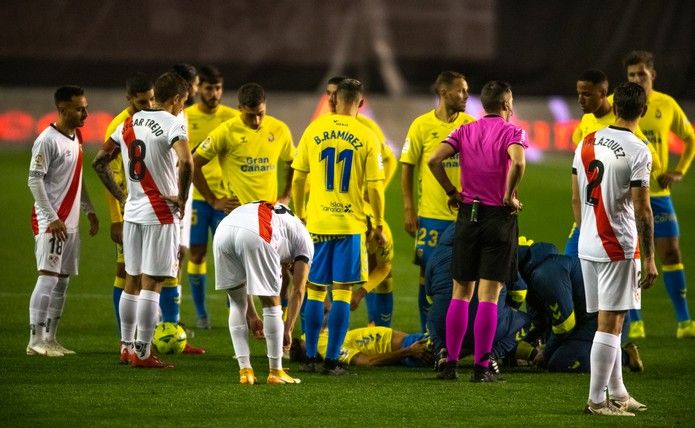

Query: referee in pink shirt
left=428, top=80, right=527, bottom=382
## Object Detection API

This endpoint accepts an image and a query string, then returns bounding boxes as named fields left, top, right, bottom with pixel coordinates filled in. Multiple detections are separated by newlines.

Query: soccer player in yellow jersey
left=623, top=51, right=695, bottom=339
left=351, top=206, right=394, bottom=327
left=290, top=326, right=432, bottom=367
left=193, top=82, right=294, bottom=208
left=325, top=76, right=396, bottom=323
left=292, top=79, right=386, bottom=375
left=184, top=65, right=239, bottom=329
left=102, top=73, right=154, bottom=333
left=400, top=71, right=476, bottom=332
left=326, top=76, right=397, bottom=186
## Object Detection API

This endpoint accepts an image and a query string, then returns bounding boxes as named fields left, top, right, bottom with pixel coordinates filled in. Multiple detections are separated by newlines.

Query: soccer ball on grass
left=152, top=322, right=187, bottom=354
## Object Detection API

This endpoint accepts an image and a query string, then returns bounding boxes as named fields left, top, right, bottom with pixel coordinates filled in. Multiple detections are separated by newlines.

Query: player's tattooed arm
left=632, top=186, right=658, bottom=289
left=92, top=149, right=126, bottom=205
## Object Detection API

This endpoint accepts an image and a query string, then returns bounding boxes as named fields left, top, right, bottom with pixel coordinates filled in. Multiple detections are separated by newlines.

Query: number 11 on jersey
left=320, top=147, right=353, bottom=192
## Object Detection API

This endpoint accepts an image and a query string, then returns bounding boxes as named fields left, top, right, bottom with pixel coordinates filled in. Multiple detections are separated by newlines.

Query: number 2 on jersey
left=320, top=147, right=353, bottom=192
left=128, top=139, right=147, bottom=181
left=585, top=159, right=604, bottom=206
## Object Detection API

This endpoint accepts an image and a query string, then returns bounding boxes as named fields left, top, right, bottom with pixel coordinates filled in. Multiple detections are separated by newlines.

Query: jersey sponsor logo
left=320, top=201, right=352, bottom=214
left=241, top=157, right=275, bottom=172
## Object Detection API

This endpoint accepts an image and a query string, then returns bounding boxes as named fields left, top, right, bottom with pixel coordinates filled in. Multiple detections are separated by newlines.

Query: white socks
left=263, top=306, right=284, bottom=370
left=227, top=287, right=251, bottom=369
left=28, top=275, right=59, bottom=346
left=589, top=331, right=621, bottom=404
left=119, top=292, right=139, bottom=343
left=135, top=290, right=160, bottom=359
left=608, top=333, right=628, bottom=399
left=45, top=277, right=69, bottom=341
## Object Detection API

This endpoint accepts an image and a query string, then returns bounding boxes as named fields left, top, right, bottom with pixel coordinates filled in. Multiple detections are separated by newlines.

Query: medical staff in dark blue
left=424, top=223, right=530, bottom=371
left=516, top=241, right=643, bottom=373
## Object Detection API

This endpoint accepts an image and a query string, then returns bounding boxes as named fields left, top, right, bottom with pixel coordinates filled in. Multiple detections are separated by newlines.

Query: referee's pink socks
left=474, top=301, right=498, bottom=368
left=445, top=299, right=469, bottom=363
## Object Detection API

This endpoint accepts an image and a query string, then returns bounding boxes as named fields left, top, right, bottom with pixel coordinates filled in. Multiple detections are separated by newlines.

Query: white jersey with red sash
left=111, top=110, right=187, bottom=225
left=573, top=126, right=652, bottom=262
left=30, top=125, right=84, bottom=235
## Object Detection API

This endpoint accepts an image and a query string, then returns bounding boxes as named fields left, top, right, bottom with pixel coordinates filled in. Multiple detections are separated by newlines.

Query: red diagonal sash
left=54, top=128, right=83, bottom=224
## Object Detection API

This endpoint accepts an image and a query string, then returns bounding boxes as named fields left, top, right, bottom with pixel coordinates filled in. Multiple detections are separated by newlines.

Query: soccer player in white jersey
left=213, top=201, right=313, bottom=384
left=27, top=86, right=99, bottom=357
left=93, top=72, right=193, bottom=368
left=572, top=82, right=658, bottom=416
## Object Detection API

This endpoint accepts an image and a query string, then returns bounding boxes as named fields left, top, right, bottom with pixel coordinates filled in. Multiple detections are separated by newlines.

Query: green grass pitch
left=0, top=150, right=693, bottom=426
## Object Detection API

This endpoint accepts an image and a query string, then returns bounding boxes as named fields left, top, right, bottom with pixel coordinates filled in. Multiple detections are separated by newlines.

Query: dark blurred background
left=2, top=0, right=694, bottom=97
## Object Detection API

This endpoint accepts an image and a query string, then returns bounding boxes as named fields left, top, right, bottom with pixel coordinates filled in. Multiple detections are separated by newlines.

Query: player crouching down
left=213, top=201, right=313, bottom=384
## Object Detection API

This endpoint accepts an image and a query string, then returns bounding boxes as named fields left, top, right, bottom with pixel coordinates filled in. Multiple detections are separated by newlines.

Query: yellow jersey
left=572, top=110, right=620, bottom=145
left=633, top=91, right=694, bottom=197
left=316, top=326, right=394, bottom=365
left=400, top=110, right=476, bottom=221
left=196, top=114, right=294, bottom=204
left=186, top=104, right=239, bottom=201
left=103, top=108, right=130, bottom=223
left=293, top=114, right=385, bottom=235
left=356, top=114, right=396, bottom=187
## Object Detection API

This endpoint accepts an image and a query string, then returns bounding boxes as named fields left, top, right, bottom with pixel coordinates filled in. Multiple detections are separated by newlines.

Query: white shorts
left=213, top=225, right=280, bottom=296
left=123, top=221, right=179, bottom=278
left=35, top=232, right=79, bottom=275
left=580, top=258, right=641, bottom=313
left=179, top=191, right=193, bottom=248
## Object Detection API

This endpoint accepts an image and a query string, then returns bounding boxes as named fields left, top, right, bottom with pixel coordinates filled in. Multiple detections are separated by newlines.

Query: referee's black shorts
left=451, top=203, right=518, bottom=283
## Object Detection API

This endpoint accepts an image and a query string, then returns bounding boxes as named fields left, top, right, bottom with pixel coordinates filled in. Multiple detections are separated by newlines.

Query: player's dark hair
left=199, top=65, right=223, bottom=85
left=434, top=71, right=465, bottom=94
left=54, top=85, right=84, bottom=106
left=480, top=80, right=512, bottom=112
left=171, top=63, right=198, bottom=84
left=126, top=73, right=154, bottom=96
left=578, top=69, right=608, bottom=86
left=336, top=78, right=363, bottom=105
left=328, top=75, right=348, bottom=86
left=613, top=82, right=646, bottom=121
left=289, top=339, right=305, bottom=363
left=237, top=83, right=266, bottom=107
left=623, top=50, right=655, bottom=70
left=154, top=71, right=190, bottom=104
